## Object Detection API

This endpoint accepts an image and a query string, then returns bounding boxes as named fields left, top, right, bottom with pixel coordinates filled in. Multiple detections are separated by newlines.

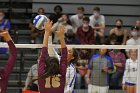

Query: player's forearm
left=60, top=38, right=66, bottom=48
left=43, top=32, right=50, bottom=47
left=3, top=32, right=12, bottom=42
left=86, top=70, right=91, bottom=78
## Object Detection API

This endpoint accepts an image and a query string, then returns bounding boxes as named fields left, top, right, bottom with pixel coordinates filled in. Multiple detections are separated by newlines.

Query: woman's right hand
left=56, top=26, right=65, bottom=40
left=0, top=31, right=12, bottom=41
left=122, top=84, right=127, bottom=90
left=44, top=19, right=53, bottom=34
left=86, top=77, right=90, bottom=85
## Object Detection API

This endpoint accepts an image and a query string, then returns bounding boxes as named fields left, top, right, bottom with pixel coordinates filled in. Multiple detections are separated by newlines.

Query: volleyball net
left=0, top=44, right=140, bottom=93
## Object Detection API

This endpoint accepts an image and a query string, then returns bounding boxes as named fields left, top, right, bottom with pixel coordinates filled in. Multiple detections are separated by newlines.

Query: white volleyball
left=33, top=15, right=48, bottom=30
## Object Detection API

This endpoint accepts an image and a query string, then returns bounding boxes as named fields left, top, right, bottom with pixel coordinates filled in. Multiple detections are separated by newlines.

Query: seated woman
left=51, top=14, right=73, bottom=44
left=38, top=20, right=67, bottom=93
left=109, top=19, right=128, bottom=45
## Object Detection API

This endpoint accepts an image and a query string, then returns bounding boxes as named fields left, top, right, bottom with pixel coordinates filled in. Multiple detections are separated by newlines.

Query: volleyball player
left=38, top=20, right=68, bottom=93
left=64, top=48, right=78, bottom=93
left=0, top=31, right=17, bottom=93
left=122, top=49, right=138, bottom=93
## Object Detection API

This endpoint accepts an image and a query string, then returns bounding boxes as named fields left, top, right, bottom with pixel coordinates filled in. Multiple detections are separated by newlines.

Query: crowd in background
left=0, top=5, right=139, bottom=93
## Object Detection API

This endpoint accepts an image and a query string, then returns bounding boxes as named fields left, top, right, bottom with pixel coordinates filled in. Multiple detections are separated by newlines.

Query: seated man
left=89, top=7, right=105, bottom=44
left=76, top=17, right=95, bottom=44
left=70, top=7, right=85, bottom=33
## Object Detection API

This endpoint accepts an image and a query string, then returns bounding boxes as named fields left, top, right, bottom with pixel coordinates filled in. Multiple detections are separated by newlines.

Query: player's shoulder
left=91, top=54, right=100, bottom=59
left=104, top=55, right=112, bottom=61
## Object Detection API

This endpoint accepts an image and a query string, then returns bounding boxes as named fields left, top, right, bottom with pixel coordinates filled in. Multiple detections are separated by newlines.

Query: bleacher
left=0, top=0, right=139, bottom=93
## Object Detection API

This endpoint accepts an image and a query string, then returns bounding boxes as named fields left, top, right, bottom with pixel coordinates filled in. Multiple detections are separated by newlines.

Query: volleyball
left=33, top=15, right=48, bottom=30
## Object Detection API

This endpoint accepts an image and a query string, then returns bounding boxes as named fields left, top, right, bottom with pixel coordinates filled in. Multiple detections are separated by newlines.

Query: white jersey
left=122, top=58, right=138, bottom=84
left=64, top=63, right=76, bottom=93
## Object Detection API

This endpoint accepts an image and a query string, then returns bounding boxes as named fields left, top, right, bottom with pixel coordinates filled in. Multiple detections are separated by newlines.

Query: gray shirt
left=25, top=64, right=38, bottom=88
left=88, top=54, right=114, bottom=86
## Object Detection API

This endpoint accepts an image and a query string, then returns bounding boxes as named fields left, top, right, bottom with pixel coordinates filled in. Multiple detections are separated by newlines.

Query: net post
left=137, top=47, right=140, bottom=93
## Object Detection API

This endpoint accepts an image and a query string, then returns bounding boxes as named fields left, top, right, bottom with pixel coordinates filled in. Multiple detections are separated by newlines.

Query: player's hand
left=0, top=31, right=12, bottom=42
left=122, top=84, right=127, bottom=90
left=44, top=19, right=53, bottom=34
left=56, top=25, right=65, bottom=40
left=0, top=31, right=9, bottom=37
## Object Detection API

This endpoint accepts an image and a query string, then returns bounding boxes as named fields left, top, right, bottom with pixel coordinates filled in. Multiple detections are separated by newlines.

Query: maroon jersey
left=38, top=47, right=67, bottom=93
left=0, top=40, right=17, bottom=93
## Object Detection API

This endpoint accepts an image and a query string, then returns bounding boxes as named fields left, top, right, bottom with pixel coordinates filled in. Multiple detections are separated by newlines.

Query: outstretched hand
left=56, top=25, right=65, bottom=40
left=0, top=31, right=8, bottom=37
left=0, top=31, right=12, bottom=42
left=44, top=19, right=53, bottom=35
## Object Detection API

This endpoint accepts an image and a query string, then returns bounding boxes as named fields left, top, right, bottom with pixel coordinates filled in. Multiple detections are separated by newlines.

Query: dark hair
left=0, top=10, right=5, bottom=15
left=77, top=7, right=85, bottom=12
left=93, top=7, right=100, bottom=12
left=83, top=16, right=90, bottom=22
left=131, top=26, right=139, bottom=31
left=41, top=57, right=60, bottom=79
left=38, top=8, right=45, bottom=13
left=116, top=19, right=123, bottom=24
left=54, top=5, right=63, bottom=12
left=69, top=49, right=79, bottom=65
left=63, top=14, right=71, bottom=25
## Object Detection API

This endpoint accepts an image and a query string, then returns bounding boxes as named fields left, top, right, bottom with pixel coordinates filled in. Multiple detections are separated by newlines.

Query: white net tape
left=0, top=43, right=140, bottom=49
left=0, top=44, right=140, bottom=93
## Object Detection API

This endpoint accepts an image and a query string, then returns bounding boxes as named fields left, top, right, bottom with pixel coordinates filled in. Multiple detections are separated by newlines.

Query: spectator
left=135, top=19, right=140, bottom=36
left=122, top=49, right=138, bottom=93
left=110, top=19, right=128, bottom=45
left=49, top=5, right=63, bottom=24
left=51, top=14, right=73, bottom=44
left=135, top=19, right=140, bottom=27
left=65, top=29, right=79, bottom=44
left=76, top=17, right=95, bottom=44
left=29, top=8, right=45, bottom=44
left=89, top=7, right=105, bottom=44
left=126, top=26, right=140, bottom=45
left=86, top=49, right=114, bottom=93
left=0, top=10, right=10, bottom=42
left=0, top=10, right=10, bottom=31
left=109, top=49, right=126, bottom=89
left=75, top=17, right=95, bottom=88
left=105, top=33, right=119, bottom=45
left=75, top=59, right=88, bottom=89
left=70, top=7, right=85, bottom=33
